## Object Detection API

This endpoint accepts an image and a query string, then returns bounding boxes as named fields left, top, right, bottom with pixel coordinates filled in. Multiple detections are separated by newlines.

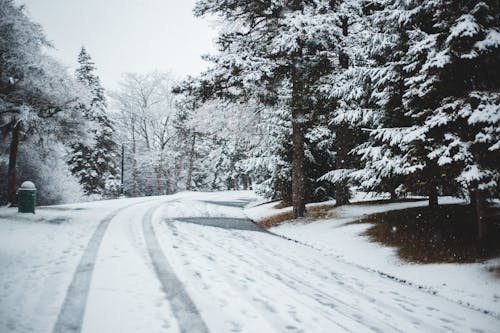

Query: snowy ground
left=245, top=196, right=500, bottom=319
left=1, top=191, right=499, bottom=332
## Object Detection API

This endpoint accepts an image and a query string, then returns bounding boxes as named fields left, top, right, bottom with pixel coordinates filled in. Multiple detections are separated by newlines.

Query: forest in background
left=1, top=0, right=499, bottom=239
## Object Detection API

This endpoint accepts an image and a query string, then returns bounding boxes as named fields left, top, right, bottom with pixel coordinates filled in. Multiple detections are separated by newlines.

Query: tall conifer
left=68, top=47, right=119, bottom=196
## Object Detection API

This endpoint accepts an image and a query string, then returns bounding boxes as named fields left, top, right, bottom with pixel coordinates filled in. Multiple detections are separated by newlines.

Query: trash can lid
left=20, top=181, right=36, bottom=189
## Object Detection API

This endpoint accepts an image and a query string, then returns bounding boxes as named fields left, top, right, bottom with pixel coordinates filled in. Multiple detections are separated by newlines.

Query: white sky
left=20, top=0, right=218, bottom=90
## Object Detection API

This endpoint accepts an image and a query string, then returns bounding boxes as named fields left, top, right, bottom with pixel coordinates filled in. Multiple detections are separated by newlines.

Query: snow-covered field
left=1, top=191, right=499, bottom=332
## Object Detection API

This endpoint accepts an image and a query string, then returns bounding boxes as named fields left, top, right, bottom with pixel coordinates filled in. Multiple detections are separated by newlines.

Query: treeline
left=0, top=1, right=249, bottom=204
left=2, top=0, right=499, bottom=241
left=1, top=0, right=92, bottom=204
left=175, top=0, right=500, bottom=239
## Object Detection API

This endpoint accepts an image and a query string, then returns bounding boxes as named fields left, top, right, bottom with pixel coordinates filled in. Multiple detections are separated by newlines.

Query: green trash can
left=17, top=181, right=36, bottom=214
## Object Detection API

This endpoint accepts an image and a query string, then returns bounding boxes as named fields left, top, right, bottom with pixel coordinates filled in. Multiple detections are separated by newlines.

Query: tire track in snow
left=223, top=230, right=433, bottom=332
left=164, top=199, right=498, bottom=332
left=229, top=230, right=500, bottom=330
left=52, top=198, right=160, bottom=333
left=168, top=221, right=401, bottom=332
left=162, top=219, right=303, bottom=333
left=161, top=201, right=391, bottom=331
left=142, top=205, right=209, bottom=333
left=265, top=230, right=500, bottom=321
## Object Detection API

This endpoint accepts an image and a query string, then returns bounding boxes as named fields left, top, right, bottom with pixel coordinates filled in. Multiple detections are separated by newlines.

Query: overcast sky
left=20, top=0, right=218, bottom=89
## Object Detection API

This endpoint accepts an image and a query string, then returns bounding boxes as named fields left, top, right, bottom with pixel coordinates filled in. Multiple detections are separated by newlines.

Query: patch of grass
left=487, top=265, right=500, bottom=278
left=273, top=201, right=290, bottom=209
left=351, top=198, right=425, bottom=205
left=255, top=202, right=339, bottom=228
left=259, top=198, right=421, bottom=228
left=256, top=211, right=294, bottom=228
left=353, top=204, right=500, bottom=264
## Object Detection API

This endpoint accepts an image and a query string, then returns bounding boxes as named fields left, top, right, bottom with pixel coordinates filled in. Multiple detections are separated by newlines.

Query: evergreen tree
left=316, top=0, right=375, bottom=205
left=357, top=0, right=500, bottom=238
left=68, top=47, right=119, bottom=196
left=184, top=0, right=340, bottom=217
left=350, top=0, right=414, bottom=200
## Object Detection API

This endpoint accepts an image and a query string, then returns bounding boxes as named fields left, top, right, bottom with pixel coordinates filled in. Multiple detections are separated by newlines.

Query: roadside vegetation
left=253, top=199, right=500, bottom=264
left=354, top=204, right=500, bottom=264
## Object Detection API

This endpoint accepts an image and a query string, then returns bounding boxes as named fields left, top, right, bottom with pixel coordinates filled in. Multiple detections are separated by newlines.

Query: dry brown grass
left=488, top=265, right=500, bottom=278
left=255, top=198, right=427, bottom=228
left=256, top=211, right=294, bottom=228
left=254, top=201, right=338, bottom=228
left=273, top=201, right=290, bottom=209
left=351, top=198, right=425, bottom=205
left=351, top=204, right=500, bottom=264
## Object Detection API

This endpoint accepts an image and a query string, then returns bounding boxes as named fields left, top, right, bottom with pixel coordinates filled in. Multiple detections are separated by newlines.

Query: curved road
left=47, top=192, right=499, bottom=333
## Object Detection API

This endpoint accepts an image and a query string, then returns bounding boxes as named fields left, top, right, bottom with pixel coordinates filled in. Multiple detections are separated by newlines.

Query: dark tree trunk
left=291, top=71, right=306, bottom=219
left=291, top=108, right=306, bottom=218
left=186, top=132, right=196, bottom=191
left=428, top=185, right=439, bottom=209
left=121, top=143, right=125, bottom=195
left=334, top=15, right=351, bottom=207
left=474, top=189, right=486, bottom=242
left=7, top=123, right=21, bottom=205
left=389, top=188, right=397, bottom=202
left=130, top=125, right=138, bottom=197
left=242, top=174, right=248, bottom=190
left=469, top=189, right=476, bottom=208
left=156, top=166, right=162, bottom=195
left=335, top=125, right=350, bottom=206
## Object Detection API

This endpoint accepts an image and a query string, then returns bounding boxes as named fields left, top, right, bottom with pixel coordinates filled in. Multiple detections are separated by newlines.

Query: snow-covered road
left=1, top=191, right=499, bottom=332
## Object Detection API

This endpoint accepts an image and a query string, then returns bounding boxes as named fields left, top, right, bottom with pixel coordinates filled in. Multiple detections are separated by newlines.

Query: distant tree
left=172, top=97, right=257, bottom=192
left=110, top=71, right=180, bottom=196
left=68, top=47, right=119, bottom=196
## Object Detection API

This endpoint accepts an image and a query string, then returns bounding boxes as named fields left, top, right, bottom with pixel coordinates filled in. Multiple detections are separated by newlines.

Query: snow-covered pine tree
left=68, top=47, right=119, bottom=196
left=316, top=0, right=375, bottom=205
left=401, top=0, right=500, bottom=235
left=189, top=0, right=339, bottom=218
left=358, top=0, right=499, bottom=238
left=350, top=0, right=414, bottom=200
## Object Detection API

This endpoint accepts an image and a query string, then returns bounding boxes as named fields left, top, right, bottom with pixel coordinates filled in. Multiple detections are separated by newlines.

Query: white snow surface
left=245, top=196, right=500, bottom=319
left=1, top=191, right=499, bottom=333
left=0, top=195, right=168, bottom=333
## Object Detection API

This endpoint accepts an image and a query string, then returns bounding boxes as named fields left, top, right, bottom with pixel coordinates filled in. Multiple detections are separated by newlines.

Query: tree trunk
left=474, top=188, right=486, bottom=242
left=242, top=174, right=248, bottom=190
left=291, top=72, right=306, bottom=218
left=428, top=185, right=438, bottom=209
left=7, top=123, right=21, bottom=205
left=389, top=188, right=397, bottom=202
left=156, top=166, right=162, bottom=195
left=335, top=125, right=350, bottom=206
left=334, top=15, right=351, bottom=207
left=469, top=189, right=476, bottom=208
left=131, top=135, right=138, bottom=197
left=186, top=132, right=196, bottom=190
left=120, top=143, right=125, bottom=195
